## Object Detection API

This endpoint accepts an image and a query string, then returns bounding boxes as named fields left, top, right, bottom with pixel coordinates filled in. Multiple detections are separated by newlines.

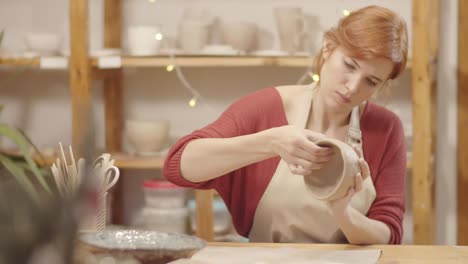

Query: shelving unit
left=0, top=57, right=40, bottom=66
left=11, top=149, right=412, bottom=171
left=66, top=0, right=439, bottom=244
left=92, top=55, right=414, bottom=68
left=0, top=56, right=69, bottom=69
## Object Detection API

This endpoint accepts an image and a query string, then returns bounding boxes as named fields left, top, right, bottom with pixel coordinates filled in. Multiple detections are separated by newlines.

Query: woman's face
left=319, top=46, right=394, bottom=111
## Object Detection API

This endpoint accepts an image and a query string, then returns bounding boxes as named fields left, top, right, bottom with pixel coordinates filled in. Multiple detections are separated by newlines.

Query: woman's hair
left=314, top=5, right=408, bottom=80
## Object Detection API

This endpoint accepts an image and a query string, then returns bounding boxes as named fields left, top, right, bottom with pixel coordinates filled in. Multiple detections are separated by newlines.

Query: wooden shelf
left=0, top=148, right=412, bottom=170
left=0, top=56, right=69, bottom=69
left=91, top=55, right=413, bottom=68
left=107, top=153, right=413, bottom=170
left=0, top=148, right=55, bottom=167
left=91, top=55, right=313, bottom=68
left=111, top=152, right=165, bottom=169
left=0, top=57, right=40, bottom=66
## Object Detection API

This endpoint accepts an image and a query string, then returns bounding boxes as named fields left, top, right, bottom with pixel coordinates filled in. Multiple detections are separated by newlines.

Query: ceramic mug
left=304, top=138, right=360, bottom=201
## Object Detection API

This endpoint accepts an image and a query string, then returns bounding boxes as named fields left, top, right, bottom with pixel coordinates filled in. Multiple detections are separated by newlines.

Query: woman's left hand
left=327, top=144, right=371, bottom=220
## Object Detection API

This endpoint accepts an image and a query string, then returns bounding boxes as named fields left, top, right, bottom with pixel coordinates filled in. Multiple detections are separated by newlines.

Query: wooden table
left=206, top=242, right=468, bottom=264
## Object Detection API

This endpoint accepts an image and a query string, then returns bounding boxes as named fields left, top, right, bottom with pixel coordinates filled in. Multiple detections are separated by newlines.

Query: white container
left=143, top=180, right=187, bottom=209
left=138, top=207, right=189, bottom=233
left=80, top=192, right=107, bottom=232
left=127, top=26, right=162, bottom=56
left=188, top=198, right=232, bottom=235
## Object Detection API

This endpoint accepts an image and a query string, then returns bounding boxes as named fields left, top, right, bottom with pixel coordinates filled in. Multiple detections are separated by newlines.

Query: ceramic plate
left=79, top=229, right=206, bottom=264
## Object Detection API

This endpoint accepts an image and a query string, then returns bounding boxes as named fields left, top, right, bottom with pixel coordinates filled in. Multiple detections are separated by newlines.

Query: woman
left=164, top=5, right=408, bottom=245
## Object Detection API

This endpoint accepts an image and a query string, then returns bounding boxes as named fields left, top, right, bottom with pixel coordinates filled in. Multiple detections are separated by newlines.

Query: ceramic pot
left=222, top=21, right=257, bottom=52
left=178, top=19, right=210, bottom=54
left=126, top=120, right=170, bottom=155
left=304, top=138, right=360, bottom=201
left=127, top=26, right=162, bottom=56
left=273, top=7, right=308, bottom=53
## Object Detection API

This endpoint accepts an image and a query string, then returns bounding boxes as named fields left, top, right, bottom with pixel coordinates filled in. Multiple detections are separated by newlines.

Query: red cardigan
left=164, top=87, right=407, bottom=244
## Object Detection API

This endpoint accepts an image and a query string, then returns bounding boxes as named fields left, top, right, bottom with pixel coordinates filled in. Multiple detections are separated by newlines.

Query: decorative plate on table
left=78, top=229, right=206, bottom=264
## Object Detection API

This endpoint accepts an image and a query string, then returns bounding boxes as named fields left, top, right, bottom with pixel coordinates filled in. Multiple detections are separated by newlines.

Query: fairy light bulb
left=155, top=33, right=163, bottom=41
left=148, top=0, right=156, bottom=3
left=166, top=64, right=174, bottom=72
left=312, top=74, right=320, bottom=82
left=342, top=9, right=351, bottom=16
left=189, top=97, right=197, bottom=107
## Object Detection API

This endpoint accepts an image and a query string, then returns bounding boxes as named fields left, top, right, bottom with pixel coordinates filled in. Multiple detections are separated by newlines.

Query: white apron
left=249, top=86, right=376, bottom=243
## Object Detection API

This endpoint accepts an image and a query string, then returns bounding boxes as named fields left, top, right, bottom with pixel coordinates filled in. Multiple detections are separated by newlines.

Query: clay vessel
left=304, top=138, right=360, bottom=201
left=126, top=119, right=169, bottom=155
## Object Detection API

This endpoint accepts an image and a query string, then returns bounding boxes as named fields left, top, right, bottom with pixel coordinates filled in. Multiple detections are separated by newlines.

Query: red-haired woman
left=164, top=5, right=408, bottom=245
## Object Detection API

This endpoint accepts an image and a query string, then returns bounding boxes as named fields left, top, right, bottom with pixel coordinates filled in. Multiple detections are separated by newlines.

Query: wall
left=0, top=0, right=457, bottom=244
left=436, top=0, right=458, bottom=245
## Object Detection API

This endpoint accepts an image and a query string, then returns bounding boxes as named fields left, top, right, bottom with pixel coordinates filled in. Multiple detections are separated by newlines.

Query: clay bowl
left=78, top=230, right=206, bottom=264
left=304, top=138, right=360, bottom=201
left=126, top=119, right=170, bottom=155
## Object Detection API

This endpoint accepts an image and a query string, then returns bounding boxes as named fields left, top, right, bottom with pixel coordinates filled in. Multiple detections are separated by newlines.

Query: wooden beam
left=195, top=190, right=215, bottom=241
left=104, top=0, right=121, bottom=49
left=458, top=0, right=468, bottom=245
left=103, top=72, right=122, bottom=153
left=0, top=57, right=40, bottom=66
left=69, top=0, right=92, bottom=158
left=412, top=0, right=439, bottom=244
left=103, top=0, right=124, bottom=225
left=103, top=0, right=122, bottom=153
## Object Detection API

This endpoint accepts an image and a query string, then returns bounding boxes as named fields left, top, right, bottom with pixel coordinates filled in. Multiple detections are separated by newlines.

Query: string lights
left=141, top=1, right=212, bottom=110
left=188, top=97, right=198, bottom=108
left=311, top=73, right=320, bottom=82
left=155, top=33, right=163, bottom=41
left=148, top=1, right=337, bottom=109
left=166, top=53, right=216, bottom=111
left=165, top=64, right=174, bottom=72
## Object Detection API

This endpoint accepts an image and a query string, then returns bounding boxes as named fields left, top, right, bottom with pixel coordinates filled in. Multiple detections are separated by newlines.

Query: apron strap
left=347, top=106, right=362, bottom=146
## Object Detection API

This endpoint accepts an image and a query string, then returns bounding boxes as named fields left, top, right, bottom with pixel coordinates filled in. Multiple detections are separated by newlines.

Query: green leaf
left=0, top=124, right=51, bottom=193
left=0, top=30, right=4, bottom=45
left=0, top=153, right=40, bottom=201
left=15, top=161, right=51, bottom=177
left=0, top=105, right=4, bottom=115
left=17, top=128, right=47, bottom=165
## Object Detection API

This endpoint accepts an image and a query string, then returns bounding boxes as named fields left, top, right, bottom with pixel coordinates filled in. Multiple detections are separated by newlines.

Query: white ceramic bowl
left=24, top=33, right=61, bottom=55
left=126, top=120, right=170, bottom=155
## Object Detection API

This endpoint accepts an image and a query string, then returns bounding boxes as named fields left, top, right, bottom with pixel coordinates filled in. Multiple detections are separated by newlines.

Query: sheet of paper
left=170, top=246, right=382, bottom=264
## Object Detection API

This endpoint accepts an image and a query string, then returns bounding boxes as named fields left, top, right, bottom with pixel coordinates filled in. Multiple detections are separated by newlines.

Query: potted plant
left=0, top=105, right=53, bottom=200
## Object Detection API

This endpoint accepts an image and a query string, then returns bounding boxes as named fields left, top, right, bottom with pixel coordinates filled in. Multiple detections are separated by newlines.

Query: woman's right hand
left=269, top=125, right=334, bottom=176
